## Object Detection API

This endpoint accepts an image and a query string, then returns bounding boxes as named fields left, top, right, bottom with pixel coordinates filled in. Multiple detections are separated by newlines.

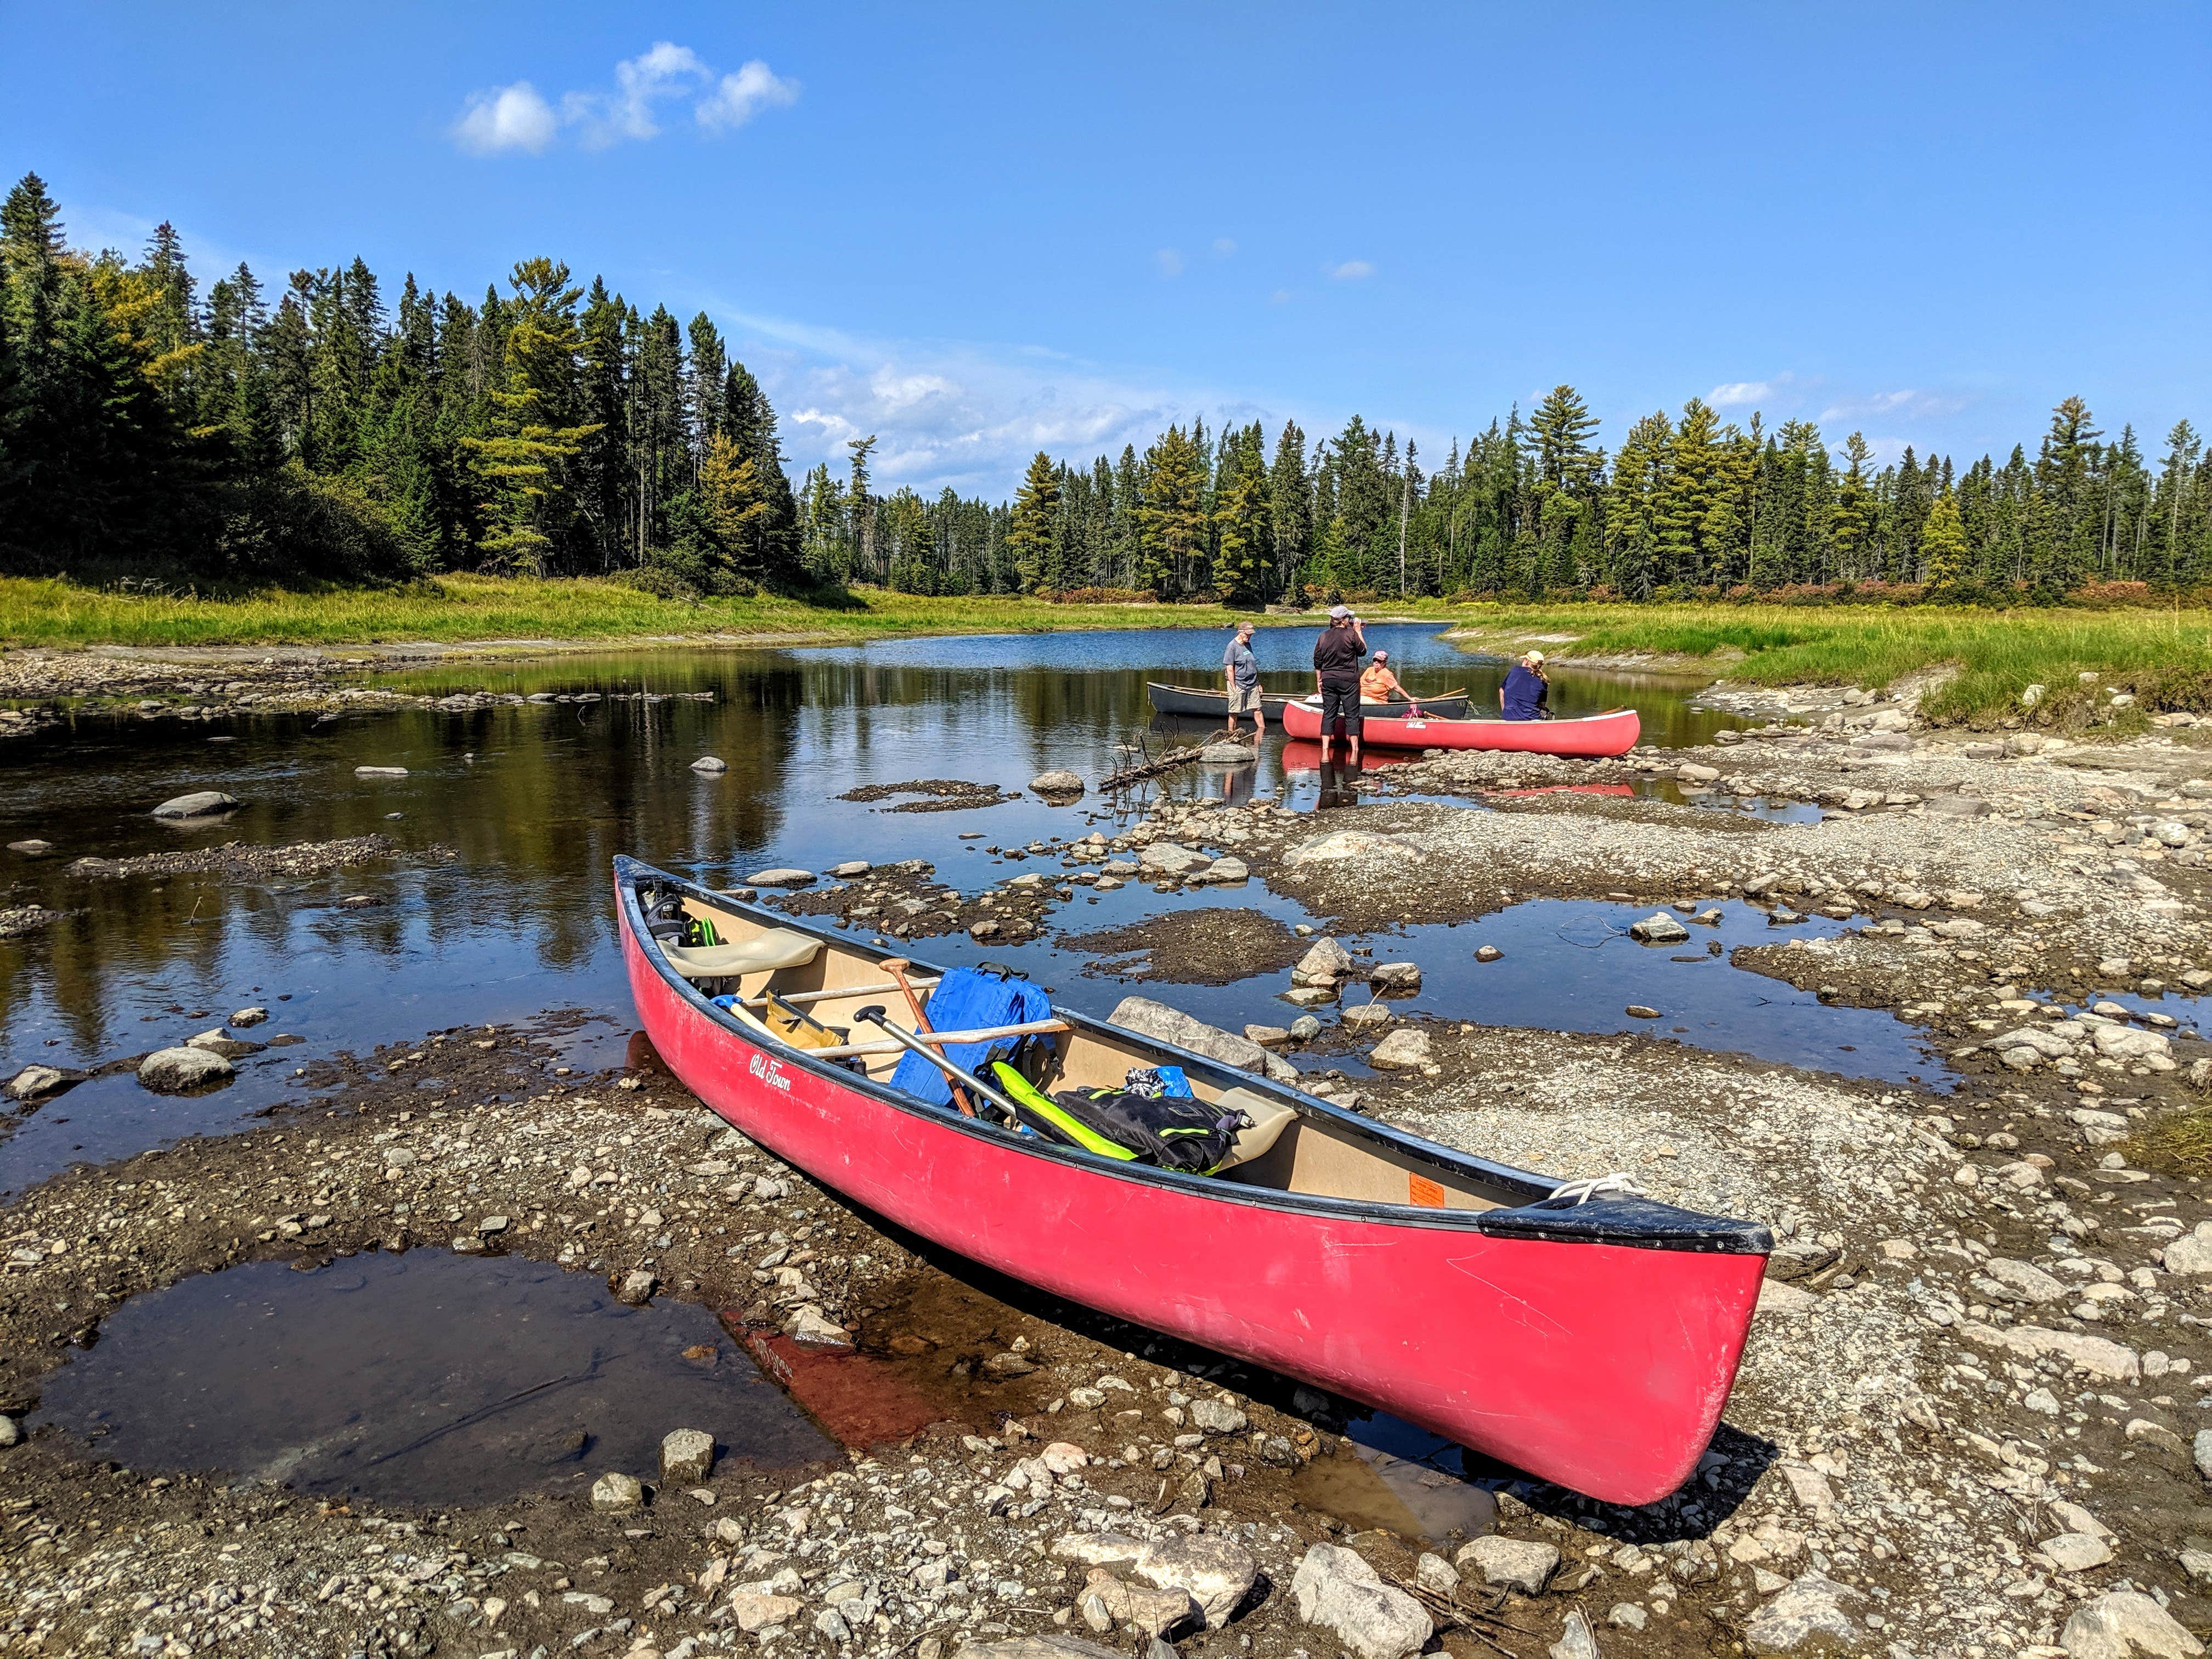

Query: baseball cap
left=1328, top=604, right=1351, bottom=619
left=1525, top=649, right=1546, bottom=663
left=1373, top=650, right=1389, bottom=662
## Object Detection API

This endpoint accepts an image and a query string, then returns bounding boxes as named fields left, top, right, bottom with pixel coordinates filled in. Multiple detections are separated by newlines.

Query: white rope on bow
left=1547, top=1172, right=1645, bottom=1205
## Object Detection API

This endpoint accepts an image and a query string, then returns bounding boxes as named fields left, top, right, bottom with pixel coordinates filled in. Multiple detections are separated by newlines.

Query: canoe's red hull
left=1282, top=698, right=1641, bottom=757
left=617, top=871, right=1760, bottom=1505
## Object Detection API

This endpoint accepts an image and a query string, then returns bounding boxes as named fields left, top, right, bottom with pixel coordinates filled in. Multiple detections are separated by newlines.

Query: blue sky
left=5, top=2, right=2206, bottom=495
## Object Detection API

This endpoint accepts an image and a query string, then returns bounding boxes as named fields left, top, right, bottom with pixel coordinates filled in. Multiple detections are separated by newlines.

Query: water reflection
left=1, top=627, right=1753, bottom=1189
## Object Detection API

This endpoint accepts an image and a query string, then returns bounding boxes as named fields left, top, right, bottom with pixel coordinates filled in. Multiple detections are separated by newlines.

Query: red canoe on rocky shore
left=1281, top=697, right=1641, bottom=757
left=615, top=854, right=1766, bottom=1504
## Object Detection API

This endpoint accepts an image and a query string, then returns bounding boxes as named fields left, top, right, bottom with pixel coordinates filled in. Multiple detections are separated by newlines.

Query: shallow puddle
left=33, top=1250, right=836, bottom=1505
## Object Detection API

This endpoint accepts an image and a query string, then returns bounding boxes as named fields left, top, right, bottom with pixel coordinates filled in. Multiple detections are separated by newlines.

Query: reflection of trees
left=3, top=635, right=1739, bottom=1066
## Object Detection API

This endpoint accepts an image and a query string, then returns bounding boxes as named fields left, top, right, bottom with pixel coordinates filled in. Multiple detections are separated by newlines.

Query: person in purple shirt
left=1499, top=650, right=1550, bottom=720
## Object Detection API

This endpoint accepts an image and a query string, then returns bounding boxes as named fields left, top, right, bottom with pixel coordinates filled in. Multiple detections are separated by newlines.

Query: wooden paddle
left=880, top=957, right=975, bottom=1117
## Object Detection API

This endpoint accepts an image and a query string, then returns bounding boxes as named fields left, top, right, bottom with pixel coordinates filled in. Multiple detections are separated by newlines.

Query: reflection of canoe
left=616, top=854, right=1767, bottom=1505
left=1147, top=681, right=1471, bottom=720
left=1277, top=740, right=1417, bottom=775
left=1282, top=699, right=1641, bottom=758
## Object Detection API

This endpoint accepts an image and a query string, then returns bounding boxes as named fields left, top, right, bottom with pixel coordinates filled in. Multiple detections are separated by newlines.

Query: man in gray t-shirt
left=1222, top=620, right=1263, bottom=738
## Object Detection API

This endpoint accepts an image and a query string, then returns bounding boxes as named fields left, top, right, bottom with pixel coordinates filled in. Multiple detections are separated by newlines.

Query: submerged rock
left=690, top=756, right=729, bottom=774
left=151, top=791, right=239, bottom=820
left=353, top=765, right=408, bottom=778
left=1628, top=913, right=1690, bottom=944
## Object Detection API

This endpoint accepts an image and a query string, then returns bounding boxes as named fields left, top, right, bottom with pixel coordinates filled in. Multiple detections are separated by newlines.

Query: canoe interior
left=650, top=885, right=1517, bottom=1215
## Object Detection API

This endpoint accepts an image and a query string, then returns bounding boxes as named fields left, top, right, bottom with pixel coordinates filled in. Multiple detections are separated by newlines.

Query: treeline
left=976, top=392, right=2212, bottom=606
left=3, top=168, right=2208, bottom=606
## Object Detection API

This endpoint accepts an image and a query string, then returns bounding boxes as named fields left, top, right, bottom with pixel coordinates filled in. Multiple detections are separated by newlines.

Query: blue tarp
left=890, top=967, right=1052, bottom=1107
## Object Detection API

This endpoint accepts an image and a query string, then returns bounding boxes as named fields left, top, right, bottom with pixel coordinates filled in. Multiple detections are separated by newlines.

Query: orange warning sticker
left=1408, top=1173, right=1446, bottom=1209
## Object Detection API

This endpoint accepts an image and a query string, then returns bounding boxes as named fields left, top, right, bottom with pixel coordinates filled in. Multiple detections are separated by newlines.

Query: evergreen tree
left=1920, top=489, right=1968, bottom=588
left=1136, top=425, right=1207, bottom=595
left=463, top=258, right=601, bottom=575
left=1006, top=449, right=1061, bottom=592
left=1212, top=426, right=1270, bottom=605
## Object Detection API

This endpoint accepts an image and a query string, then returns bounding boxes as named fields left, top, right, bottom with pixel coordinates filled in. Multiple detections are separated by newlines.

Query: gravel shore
left=8, top=702, right=2212, bottom=1659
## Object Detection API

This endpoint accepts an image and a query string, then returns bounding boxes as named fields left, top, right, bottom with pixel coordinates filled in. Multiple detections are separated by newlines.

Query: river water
left=2, top=623, right=1844, bottom=1196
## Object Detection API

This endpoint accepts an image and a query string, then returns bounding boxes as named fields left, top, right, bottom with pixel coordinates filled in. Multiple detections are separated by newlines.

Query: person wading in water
left=1222, top=619, right=1265, bottom=740
left=1312, top=606, right=1368, bottom=765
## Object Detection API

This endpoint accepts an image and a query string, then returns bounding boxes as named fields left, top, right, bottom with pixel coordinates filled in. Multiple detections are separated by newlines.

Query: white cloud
left=1325, top=259, right=1375, bottom=280
left=451, top=81, right=559, bottom=155
left=714, top=303, right=1263, bottom=496
left=563, top=41, right=707, bottom=147
left=1817, top=388, right=1972, bottom=424
left=1154, top=248, right=1184, bottom=278
left=1708, top=380, right=1772, bottom=408
left=697, top=60, right=800, bottom=132
left=450, top=44, right=795, bottom=156
left=1211, top=238, right=1237, bottom=258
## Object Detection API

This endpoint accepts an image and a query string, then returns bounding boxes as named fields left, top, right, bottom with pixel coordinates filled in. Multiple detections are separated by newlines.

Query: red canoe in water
left=1282, top=697, right=1641, bottom=757
left=615, top=856, right=1765, bottom=1504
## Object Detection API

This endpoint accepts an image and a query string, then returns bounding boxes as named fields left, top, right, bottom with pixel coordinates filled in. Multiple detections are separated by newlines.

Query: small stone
left=1291, top=936, right=1358, bottom=987
left=589, top=1472, right=644, bottom=1512
left=615, top=1269, right=657, bottom=1306
left=1474, top=944, right=1503, bottom=962
left=746, top=867, right=815, bottom=888
left=690, top=757, right=729, bottom=773
left=730, top=1593, right=806, bottom=1633
left=1244, top=1024, right=1291, bottom=1048
left=1608, top=1603, right=1647, bottom=1631
left=1415, top=1554, right=1459, bottom=1596
left=1368, top=962, right=1421, bottom=991
left=1624, top=1005, right=1662, bottom=1019
left=1188, top=1398, right=1248, bottom=1435
left=983, top=1351, right=1037, bottom=1378
left=2060, top=1590, right=2205, bottom=1659
left=477, top=1214, right=510, bottom=1235
left=229, top=1006, right=268, bottom=1026
left=784, top=1305, right=854, bottom=1350
left=1549, top=1608, right=1602, bottom=1659
left=830, top=860, right=871, bottom=877
left=1629, top=913, right=1689, bottom=943
left=1288, top=1014, right=1323, bottom=1041
left=1456, top=1536, right=1560, bottom=1596
left=661, top=1429, right=715, bottom=1483
left=353, top=765, right=409, bottom=777
left=0, top=1414, right=19, bottom=1448
left=137, top=1046, right=235, bottom=1093
left=7, top=839, right=52, bottom=857
left=1340, top=1002, right=1396, bottom=1030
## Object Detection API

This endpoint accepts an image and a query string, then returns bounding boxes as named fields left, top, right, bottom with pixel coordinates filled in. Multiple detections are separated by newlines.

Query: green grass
left=10, top=577, right=2212, bottom=728
left=0, top=574, right=1324, bottom=651
left=1450, top=601, right=2212, bottom=726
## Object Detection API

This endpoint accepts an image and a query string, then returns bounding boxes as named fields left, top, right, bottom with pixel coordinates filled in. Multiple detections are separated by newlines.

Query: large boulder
left=1199, top=742, right=1257, bottom=764
left=1290, top=1543, right=1432, bottom=1659
left=1454, top=1536, right=1559, bottom=1596
left=1368, top=1028, right=1435, bottom=1070
left=137, top=1047, right=235, bottom=1093
left=1132, top=1534, right=1259, bottom=1628
left=1283, top=830, right=1420, bottom=867
left=2163, top=1222, right=2212, bottom=1274
left=746, top=868, right=816, bottom=888
left=1032, top=771, right=1085, bottom=797
left=7, top=1065, right=69, bottom=1102
left=2092, top=1023, right=2173, bottom=1063
left=2061, top=1590, right=2205, bottom=1659
left=1743, top=1571, right=1863, bottom=1654
left=1291, top=936, right=1357, bottom=987
left=1109, top=997, right=1270, bottom=1075
left=1138, top=843, right=1210, bottom=875
left=661, top=1429, right=715, bottom=1483
left=151, top=791, right=239, bottom=820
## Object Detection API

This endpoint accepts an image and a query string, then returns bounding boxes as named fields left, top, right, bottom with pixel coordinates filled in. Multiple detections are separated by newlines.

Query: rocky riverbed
left=10, top=694, right=2212, bottom=1659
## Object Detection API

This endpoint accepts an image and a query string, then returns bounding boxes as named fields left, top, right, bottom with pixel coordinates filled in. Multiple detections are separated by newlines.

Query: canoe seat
left=662, top=928, right=821, bottom=980
left=1212, top=1087, right=1299, bottom=1171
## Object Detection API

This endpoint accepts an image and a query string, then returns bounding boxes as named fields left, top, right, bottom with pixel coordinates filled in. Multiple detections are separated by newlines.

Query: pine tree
left=463, top=258, right=601, bottom=575
left=1920, top=489, right=1968, bottom=588
left=1006, top=449, right=1061, bottom=592
left=1212, top=428, right=1270, bottom=605
left=1136, top=425, right=1207, bottom=596
left=1832, top=433, right=1876, bottom=581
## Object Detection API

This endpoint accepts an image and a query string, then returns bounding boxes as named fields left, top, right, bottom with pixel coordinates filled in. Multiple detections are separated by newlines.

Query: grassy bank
left=0, top=575, right=1342, bottom=651
left=1452, top=602, right=2212, bottom=725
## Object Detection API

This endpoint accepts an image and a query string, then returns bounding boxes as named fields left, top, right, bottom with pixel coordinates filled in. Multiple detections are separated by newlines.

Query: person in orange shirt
left=1359, top=650, right=1406, bottom=706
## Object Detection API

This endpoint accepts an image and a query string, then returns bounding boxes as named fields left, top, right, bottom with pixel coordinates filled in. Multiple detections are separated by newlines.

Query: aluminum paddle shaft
left=850, top=1006, right=1022, bottom=1125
